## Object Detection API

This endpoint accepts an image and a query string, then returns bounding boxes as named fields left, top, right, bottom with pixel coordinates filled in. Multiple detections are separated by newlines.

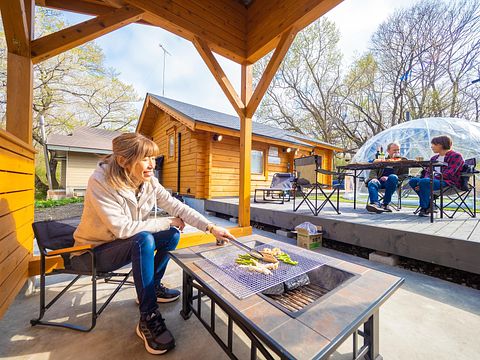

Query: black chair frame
left=254, top=173, right=294, bottom=204
left=31, top=219, right=133, bottom=332
left=293, top=156, right=342, bottom=215
left=435, top=158, right=478, bottom=219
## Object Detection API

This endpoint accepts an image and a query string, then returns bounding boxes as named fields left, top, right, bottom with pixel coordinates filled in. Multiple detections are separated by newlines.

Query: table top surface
left=170, top=234, right=403, bottom=359
left=338, top=159, right=445, bottom=171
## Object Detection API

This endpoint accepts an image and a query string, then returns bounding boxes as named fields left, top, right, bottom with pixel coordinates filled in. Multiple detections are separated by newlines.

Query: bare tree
left=255, top=18, right=344, bottom=145
left=371, top=0, right=480, bottom=122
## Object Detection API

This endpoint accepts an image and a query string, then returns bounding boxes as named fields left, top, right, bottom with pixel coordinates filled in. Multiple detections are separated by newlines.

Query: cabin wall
left=209, top=134, right=294, bottom=198
left=0, top=130, right=35, bottom=319
left=66, top=152, right=102, bottom=195
left=150, top=113, right=197, bottom=195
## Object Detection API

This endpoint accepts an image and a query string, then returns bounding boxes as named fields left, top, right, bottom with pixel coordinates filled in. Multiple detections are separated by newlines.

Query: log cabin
left=137, top=94, right=343, bottom=207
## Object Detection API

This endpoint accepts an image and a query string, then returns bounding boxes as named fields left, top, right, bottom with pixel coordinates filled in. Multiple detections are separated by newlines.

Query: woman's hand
left=210, top=226, right=235, bottom=243
left=169, top=217, right=186, bottom=231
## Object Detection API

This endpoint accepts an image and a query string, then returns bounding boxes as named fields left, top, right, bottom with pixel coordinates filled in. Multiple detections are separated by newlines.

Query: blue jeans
left=408, top=177, right=447, bottom=209
left=367, top=174, right=398, bottom=205
left=71, top=227, right=180, bottom=315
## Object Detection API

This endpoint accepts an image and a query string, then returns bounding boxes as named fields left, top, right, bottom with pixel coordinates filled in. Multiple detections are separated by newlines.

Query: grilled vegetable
left=276, top=253, right=298, bottom=265
left=261, top=247, right=298, bottom=265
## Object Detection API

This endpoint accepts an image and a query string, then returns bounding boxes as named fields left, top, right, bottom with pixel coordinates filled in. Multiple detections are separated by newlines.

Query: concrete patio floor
left=1, top=227, right=479, bottom=360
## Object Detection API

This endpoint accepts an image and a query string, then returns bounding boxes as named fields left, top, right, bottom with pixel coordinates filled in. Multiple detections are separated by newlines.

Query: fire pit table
left=170, top=234, right=403, bottom=360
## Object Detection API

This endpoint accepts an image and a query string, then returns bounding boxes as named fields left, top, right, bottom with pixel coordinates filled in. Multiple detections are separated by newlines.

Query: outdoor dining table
left=337, top=159, right=446, bottom=223
left=169, top=234, right=403, bottom=360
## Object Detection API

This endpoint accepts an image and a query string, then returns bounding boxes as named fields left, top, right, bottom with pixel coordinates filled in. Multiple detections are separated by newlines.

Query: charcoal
left=261, top=283, right=285, bottom=295
left=284, top=274, right=310, bottom=291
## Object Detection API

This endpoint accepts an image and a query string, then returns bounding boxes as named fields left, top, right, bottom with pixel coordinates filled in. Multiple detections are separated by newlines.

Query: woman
left=72, top=133, right=234, bottom=355
left=408, top=135, right=464, bottom=217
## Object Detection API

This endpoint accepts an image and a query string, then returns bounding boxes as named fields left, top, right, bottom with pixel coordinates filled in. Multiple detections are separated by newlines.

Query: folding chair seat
left=434, top=158, right=478, bottom=218
left=31, top=218, right=133, bottom=332
left=254, top=172, right=294, bottom=204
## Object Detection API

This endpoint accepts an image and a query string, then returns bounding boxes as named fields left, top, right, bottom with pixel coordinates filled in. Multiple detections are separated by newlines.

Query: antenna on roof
left=159, top=44, right=172, bottom=97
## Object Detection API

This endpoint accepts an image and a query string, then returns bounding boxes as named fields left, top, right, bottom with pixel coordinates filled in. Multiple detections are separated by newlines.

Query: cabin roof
left=46, top=127, right=122, bottom=153
left=147, top=94, right=342, bottom=150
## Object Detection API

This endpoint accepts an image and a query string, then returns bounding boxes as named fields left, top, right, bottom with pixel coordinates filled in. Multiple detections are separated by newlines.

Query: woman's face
left=430, top=142, right=443, bottom=154
left=130, top=156, right=156, bottom=185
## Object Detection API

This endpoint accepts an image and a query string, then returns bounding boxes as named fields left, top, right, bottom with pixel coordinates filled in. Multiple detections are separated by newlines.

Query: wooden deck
left=205, top=197, right=480, bottom=275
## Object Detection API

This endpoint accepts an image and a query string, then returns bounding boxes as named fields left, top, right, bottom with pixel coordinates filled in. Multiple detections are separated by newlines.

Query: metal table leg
left=180, top=271, right=193, bottom=320
left=364, top=309, right=381, bottom=360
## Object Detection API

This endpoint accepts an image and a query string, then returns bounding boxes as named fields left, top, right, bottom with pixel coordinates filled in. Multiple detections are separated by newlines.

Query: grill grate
left=195, top=239, right=331, bottom=299
left=266, top=284, right=329, bottom=312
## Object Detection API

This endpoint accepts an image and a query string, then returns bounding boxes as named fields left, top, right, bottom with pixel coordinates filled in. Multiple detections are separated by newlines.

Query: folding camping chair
left=293, top=155, right=343, bottom=215
left=30, top=218, right=133, bottom=332
left=435, top=158, right=478, bottom=218
left=254, top=172, right=295, bottom=204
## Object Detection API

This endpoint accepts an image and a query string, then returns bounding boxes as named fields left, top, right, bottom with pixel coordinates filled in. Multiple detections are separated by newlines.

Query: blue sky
left=62, top=0, right=417, bottom=117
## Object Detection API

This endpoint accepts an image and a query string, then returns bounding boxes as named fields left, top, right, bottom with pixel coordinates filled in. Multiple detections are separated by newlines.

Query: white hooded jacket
left=73, top=163, right=211, bottom=247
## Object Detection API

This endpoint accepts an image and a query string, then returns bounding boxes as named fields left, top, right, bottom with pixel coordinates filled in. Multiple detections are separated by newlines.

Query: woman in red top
left=408, top=135, right=464, bottom=217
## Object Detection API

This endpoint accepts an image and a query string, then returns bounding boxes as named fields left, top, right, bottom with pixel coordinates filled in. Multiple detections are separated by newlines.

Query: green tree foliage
left=0, top=9, right=140, bottom=189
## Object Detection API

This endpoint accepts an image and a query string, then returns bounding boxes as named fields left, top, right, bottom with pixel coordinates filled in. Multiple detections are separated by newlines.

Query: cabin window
left=168, top=133, right=175, bottom=158
left=251, top=150, right=264, bottom=174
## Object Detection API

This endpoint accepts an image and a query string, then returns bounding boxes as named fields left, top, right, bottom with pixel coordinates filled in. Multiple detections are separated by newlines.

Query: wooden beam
left=246, top=27, right=298, bottom=118
left=31, top=6, right=144, bottom=64
left=192, top=36, right=245, bottom=118
left=38, top=0, right=115, bottom=16
left=0, top=0, right=30, bottom=56
left=238, top=63, right=253, bottom=228
left=4, top=59, right=32, bottom=142
left=246, top=0, right=343, bottom=62
left=127, top=0, right=246, bottom=61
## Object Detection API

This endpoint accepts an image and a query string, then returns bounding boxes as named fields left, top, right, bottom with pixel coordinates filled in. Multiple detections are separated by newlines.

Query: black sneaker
left=136, top=284, right=181, bottom=305
left=156, top=284, right=180, bottom=303
left=418, top=208, right=429, bottom=217
left=382, top=204, right=393, bottom=212
left=136, top=310, right=175, bottom=355
left=366, top=202, right=386, bottom=213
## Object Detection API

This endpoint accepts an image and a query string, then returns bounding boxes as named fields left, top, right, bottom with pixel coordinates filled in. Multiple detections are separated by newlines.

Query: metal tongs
left=229, top=237, right=278, bottom=263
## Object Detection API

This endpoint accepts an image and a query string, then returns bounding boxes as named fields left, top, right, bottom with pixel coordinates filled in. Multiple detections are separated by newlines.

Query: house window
left=251, top=150, right=264, bottom=174
left=168, top=133, right=175, bottom=158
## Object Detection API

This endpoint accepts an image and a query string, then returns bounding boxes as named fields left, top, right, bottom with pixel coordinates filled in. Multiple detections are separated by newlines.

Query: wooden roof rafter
left=31, top=5, right=144, bottom=64
left=0, top=0, right=31, bottom=56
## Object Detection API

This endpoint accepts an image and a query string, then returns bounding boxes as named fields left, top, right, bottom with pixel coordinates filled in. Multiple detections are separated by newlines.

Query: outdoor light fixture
left=213, top=134, right=223, bottom=142
left=283, top=147, right=292, bottom=153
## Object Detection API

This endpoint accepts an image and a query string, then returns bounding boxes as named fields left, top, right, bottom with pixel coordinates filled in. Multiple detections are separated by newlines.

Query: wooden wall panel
left=0, top=130, right=35, bottom=319
left=67, top=152, right=102, bottom=188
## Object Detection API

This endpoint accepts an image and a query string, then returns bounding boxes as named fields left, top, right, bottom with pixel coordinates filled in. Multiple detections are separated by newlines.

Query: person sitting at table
left=408, top=135, right=464, bottom=217
left=72, top=133, right=235, bottom=355
left=366, top=142, right=409, bottom=213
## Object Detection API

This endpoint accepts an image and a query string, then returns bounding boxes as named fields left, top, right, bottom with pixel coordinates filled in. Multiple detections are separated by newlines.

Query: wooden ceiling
left=35, top=0, right=343, bottom=64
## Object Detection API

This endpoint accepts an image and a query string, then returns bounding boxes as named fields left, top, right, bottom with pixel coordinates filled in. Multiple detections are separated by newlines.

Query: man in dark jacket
left=366, top=142, right=409, bottom=213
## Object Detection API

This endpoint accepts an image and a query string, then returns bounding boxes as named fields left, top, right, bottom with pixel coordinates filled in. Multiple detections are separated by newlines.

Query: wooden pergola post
left=239, top=63, right=252, bottom=227
left=2, top=0, right=34, bottom=144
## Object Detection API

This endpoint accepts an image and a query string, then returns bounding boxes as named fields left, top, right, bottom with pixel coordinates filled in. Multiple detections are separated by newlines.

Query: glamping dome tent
left=347, top=117, right=480, bottom=196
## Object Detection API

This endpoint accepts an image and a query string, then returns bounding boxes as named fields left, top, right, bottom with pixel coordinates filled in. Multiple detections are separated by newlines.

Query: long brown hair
left=104, top=133, right=159, bottom=190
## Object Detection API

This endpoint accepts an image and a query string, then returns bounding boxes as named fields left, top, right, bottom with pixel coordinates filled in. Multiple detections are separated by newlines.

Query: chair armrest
left=47, top=244, right=93, bottom=256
